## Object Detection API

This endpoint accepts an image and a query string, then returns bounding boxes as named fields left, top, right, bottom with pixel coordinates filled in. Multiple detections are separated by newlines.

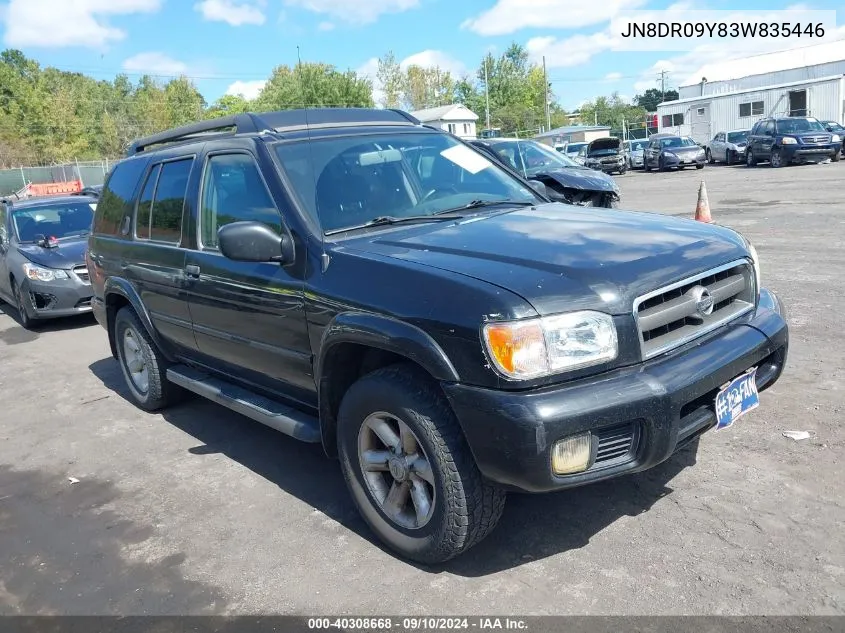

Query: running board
left=166, top=365, right=321, bottom=443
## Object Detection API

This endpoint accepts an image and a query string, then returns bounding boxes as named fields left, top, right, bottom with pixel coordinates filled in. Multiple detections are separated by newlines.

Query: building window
left=463, top=123, right=470, bottom=134
left=662, top=113, right=684, bottom=127
left=739, top=101, right=764, bottom=117
left=697, top=107, right=705, bottom=116
left=447, top=123, right=456, bottom=134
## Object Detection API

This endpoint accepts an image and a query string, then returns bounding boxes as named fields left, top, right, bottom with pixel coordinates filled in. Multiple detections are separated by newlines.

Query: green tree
left=634, top=87, right=679, bottom=112
left=256, top=62, right=373, bottom=110
left=579, top=92, right=646, bottom=131
left=376, top=51, right=403, bottom=109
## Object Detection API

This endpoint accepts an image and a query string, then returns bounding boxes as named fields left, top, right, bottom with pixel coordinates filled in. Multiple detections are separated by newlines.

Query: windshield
left=565, top=143, right=587, bottom=154
left=777, top=118, right=825, bottom=134
left=274, top=132, right=541, bottom=233
left=824, top=121, right=845, bottom=132
left=12, top=201, right=96, bottom=242
left=488, top=139, right=580, bottom=175
left=659, top=137, right=697, bottom=149
left=629, top=140, right=648, bottom=151
left=727, top=131, right=749, bottom=143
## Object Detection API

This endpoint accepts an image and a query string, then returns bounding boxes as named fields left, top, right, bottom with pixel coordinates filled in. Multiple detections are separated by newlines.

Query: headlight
left=482, top=311, right=618, bottom=379
left=22, top=262, right=69, bottom=282
left=663, top=151, right=676, bottom=158
left=781, top=137, right=798, bottom=145
left=832, top=134, right=841, bottom=143
left=747, top=241, right=761, bottom=296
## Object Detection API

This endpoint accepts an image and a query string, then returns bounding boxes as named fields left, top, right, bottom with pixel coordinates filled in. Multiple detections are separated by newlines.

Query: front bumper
left=630, top=155, right=644, bottom=167
left=663, top=153, right=706, bottom=167
left=443, top=288, right=788, bottom=493
left=21, top=276, right=93, bottom=320
left=589, top=158, right=626, bottom=173
left=781, top=144, right=837, bottom=162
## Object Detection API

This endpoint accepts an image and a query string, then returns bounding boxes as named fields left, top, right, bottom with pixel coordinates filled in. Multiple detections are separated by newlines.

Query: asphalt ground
left=1, top=158, right=843, bottom=616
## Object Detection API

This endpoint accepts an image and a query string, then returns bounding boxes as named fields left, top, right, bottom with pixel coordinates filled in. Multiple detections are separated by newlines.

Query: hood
left=588, top=137, right=622, bottom=155
left=531, top=167, right=617, bottom=192
left=16, top=237, right=87, bottom=269
left=344, top=203, right=749, bottom=316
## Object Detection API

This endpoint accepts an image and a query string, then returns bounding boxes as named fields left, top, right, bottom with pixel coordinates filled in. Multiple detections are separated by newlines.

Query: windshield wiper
left=326, top=213, right=465, bottom=235
left=434, top=199, right=536, bottom=215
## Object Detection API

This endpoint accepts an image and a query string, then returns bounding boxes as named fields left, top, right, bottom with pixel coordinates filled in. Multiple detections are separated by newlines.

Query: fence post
left=75, top=158, right=83, bottom=186
left=20, top=166, right=26, bottom=189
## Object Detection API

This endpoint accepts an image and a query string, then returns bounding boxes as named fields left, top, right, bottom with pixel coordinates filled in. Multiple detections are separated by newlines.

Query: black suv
left=88, top=109, right=789, bottom=564
left=746, top=116, right=840, bottom=167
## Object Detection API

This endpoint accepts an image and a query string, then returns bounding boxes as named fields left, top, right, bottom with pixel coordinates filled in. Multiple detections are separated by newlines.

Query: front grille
left=801, top=135, right=828, bottom=144
left=594, top=422, right=638, bottom=467
left=73, top=265, right=90, bottom=284
left=634, top=260, right=756, bottom=360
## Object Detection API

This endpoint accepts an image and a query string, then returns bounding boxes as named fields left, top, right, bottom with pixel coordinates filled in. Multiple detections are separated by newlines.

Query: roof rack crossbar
left=127, top=113, right=268, bottom=155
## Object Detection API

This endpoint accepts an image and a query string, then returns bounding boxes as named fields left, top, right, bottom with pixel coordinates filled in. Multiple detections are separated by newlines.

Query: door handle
left=185, top=264, right=201, bottom=279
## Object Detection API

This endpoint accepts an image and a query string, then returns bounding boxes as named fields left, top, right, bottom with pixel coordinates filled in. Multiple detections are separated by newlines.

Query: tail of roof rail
left=126, top=113, right=265, bottom=156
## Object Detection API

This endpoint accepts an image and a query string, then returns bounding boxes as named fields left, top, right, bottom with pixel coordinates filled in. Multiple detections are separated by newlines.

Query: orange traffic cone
left=695, top=180, right=712, bottom=223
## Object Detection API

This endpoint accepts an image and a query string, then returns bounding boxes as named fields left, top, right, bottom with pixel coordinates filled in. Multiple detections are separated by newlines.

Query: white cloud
left=3, top=0, right=161, bottom=48
left=122, top=52, right=189, bottom=76
left=317, top=21, right=335, bottom=30
left=195, top=0, right=266, bottom=26
left=283, top=0, right=419, bottom=25
left=604, top=72, right=623, bottom=81
left=225, top=79, right=268, bottom=100
left=461, top=0, right=646, bottom=36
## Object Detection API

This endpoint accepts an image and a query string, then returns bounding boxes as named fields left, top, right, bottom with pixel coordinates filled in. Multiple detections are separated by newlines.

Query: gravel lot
left=1, top=160, right=843, bottom=616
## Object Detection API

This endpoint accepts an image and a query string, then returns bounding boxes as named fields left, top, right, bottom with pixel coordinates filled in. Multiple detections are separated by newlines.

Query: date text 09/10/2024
left=307, top=618, right=528, bottom=630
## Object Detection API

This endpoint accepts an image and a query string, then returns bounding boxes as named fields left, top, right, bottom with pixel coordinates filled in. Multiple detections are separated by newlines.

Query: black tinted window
left=136, top=159, right=192, bottom=243
left=136, top=164, right=161, bottom=240
left=93, top=159, right=146, bottom=236
left=200, top=153, right=281, bottom=248
left=0, top=204, right=7, bottom=245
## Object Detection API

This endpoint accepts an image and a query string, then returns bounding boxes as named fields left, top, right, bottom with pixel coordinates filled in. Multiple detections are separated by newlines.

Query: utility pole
left=484, top=57, right=491, bottom=131
left=658, top=69, right=669, bottom=103
left=543, top=56, right=551, bottom=131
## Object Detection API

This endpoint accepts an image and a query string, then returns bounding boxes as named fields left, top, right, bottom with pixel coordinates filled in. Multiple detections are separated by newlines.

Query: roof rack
left=126, top=108, right=422, bottom=156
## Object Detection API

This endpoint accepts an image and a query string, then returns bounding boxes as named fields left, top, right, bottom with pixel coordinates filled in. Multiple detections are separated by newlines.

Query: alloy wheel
left=357, top=412, right=436, bottom=530
left=122, top=327, right=150, bottom=394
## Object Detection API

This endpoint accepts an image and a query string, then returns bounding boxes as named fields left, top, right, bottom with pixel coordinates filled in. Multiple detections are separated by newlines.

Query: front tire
left=770, top=148, right=783, bottom=168
left=746, top=149, right=757, bottom=167
left=11, top=278, right=37, bottom=330
left=337, top=364, right=506, bottom=564
left=706, top=148, right=714, bottom=164
left=113, top=306, right=180, bottom=411
left=832, top=151, right=840, bottom=163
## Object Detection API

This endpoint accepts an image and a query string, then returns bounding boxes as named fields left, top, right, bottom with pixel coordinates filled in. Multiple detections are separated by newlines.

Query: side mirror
left=527, top=179, right=549, bottom=198
left=218, top=221, right=294, bottom=264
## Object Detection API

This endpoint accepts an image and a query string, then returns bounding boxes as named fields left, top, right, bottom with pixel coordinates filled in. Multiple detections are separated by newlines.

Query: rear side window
left=93, top=159, right=147, bottom=236
left=136, top=158, right=193, bottom=244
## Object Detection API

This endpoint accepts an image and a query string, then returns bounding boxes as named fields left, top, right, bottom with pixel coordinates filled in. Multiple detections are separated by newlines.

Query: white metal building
left=410, top=104, right=479, bottom=139
left=657, top=40, right=845, bottom=143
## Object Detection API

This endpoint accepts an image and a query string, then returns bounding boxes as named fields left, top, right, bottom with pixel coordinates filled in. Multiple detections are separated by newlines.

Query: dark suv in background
left=746, top=116, right=840, bottom=167
left=87, top=108, right=789, bottom=564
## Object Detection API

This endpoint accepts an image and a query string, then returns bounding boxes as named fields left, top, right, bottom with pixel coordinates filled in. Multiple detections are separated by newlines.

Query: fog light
left=552, top=433, right=593, bottom=475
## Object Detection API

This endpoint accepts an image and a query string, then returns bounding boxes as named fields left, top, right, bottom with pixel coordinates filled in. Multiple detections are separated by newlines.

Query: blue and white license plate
left=715, top=367, right=759, bottom=430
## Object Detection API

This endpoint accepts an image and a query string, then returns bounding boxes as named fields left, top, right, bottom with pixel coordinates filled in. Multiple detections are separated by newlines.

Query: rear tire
left=706, top=148, right=714, bottom=164
left=337, top=363, right=506, bottom=564
left=113, top=306, right=180, bottom=411
left=696, top=163, right=704, bottom=170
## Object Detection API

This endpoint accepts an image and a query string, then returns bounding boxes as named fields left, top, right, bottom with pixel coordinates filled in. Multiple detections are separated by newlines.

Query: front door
left=0, top=204, right=10, bottom=301
left=184, top=150, right=314, bottom=408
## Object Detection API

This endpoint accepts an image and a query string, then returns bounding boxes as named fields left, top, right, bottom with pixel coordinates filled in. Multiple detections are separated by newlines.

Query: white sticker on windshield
left=440, top=145, right=492, bottom=175
left=89, top=203, right=97, bottom=211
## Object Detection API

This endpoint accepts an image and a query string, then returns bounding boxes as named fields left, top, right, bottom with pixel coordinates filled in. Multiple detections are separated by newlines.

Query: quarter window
left=136, top=159, right=192, bottom=243
left=200, top=153, right=282, bottom=249
left=94, top=158, right=147, bottom=236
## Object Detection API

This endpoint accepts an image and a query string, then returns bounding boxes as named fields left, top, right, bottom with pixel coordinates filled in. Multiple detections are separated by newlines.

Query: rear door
left=128, top=156, right=199, bottom=354
left=183, top=148, right=314, bottom=407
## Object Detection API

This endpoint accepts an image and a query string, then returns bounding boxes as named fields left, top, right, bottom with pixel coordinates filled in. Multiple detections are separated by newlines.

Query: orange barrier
left=26, top=180, right=83, bottom=197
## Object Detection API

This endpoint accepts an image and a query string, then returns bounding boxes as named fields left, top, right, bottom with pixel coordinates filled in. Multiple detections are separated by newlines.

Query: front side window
left=200, top=153, right=282, bottom=248
left=274, top=132, right=540, bottom=233
left=136, top=158, right=192, bottom=243
left=12, top=201, right=96, bottom=243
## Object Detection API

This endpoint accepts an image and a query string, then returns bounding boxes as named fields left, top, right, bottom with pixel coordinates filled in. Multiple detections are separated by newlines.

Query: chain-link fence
left=0, top=159, right=118, bottom=197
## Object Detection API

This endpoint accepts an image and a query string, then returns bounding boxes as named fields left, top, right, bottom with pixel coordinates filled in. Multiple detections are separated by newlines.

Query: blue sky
left=1, top=0, right=843, bottom=111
